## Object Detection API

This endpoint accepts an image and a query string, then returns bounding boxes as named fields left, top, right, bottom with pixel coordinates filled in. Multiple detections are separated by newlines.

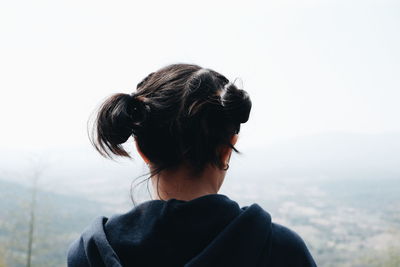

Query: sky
left=0, top=0, right=399, bottom=151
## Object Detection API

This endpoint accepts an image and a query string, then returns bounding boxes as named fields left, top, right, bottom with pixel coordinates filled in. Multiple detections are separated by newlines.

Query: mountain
left=0, top=179, right=109, bottom=267
left=0, top=132, right=399, bottom=266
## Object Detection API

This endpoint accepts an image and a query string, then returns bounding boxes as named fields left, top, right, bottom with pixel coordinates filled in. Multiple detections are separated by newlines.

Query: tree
left=26, top=165, right=44, bottom=267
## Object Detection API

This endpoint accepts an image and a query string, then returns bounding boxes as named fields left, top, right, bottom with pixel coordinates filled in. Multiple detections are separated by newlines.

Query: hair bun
left=95, top=94, right=135, bottom=149
left=221, top=83, right=252, bottom=124
left=129, top=93, right=150, bottom=130
left=92, top=93, right=151, bottom=159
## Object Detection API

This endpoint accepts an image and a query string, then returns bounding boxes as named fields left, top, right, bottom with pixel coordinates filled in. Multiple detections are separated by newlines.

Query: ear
left=220, top=134, right=239, bottom=166
left=231, top=134, right=239, bottom=147
left=134, top=139, right=150, bottom=164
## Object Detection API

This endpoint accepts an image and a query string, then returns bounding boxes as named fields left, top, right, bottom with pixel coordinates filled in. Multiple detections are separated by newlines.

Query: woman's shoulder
left=270, top=222, right=308, bottom=248
left=268, top=222, right=317, bottom=266
left=239, top=203, right=316, bottom=266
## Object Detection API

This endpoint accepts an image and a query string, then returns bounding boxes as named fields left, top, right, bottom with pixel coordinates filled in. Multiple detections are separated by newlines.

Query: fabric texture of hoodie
left=67, top=194, right=317, bottom=267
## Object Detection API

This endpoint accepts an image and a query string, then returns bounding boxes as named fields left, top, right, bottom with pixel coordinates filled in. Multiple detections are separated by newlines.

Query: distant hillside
left=0, top=132, right=399, bottom=266
left=1, top=132, right=399, bottom=210
left=232, top=132, right=400, bottom=180
left=0, top=179, right=110, bottom=267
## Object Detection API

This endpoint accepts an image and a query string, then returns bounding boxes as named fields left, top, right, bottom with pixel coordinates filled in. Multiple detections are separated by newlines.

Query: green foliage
left=0, top=247, right=6, bottom=267
left=359, top=246, right=400, bottom=267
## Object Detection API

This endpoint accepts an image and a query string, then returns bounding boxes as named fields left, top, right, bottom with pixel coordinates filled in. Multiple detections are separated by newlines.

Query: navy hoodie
left=67, top=194, right=317, bottom=267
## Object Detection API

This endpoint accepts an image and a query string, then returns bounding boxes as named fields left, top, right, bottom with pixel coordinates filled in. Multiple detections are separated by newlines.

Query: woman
left=67, top=63, right=317, bottom=267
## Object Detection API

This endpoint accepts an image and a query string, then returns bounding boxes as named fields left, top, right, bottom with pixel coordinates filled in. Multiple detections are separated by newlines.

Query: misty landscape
left=1, top=132, right=399, bottom=267
left=1, top=0, right=399, bottom=266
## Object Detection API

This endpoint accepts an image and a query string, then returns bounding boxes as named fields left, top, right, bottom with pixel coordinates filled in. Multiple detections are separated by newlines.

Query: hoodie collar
left=75, top=194, right=272, bottom=267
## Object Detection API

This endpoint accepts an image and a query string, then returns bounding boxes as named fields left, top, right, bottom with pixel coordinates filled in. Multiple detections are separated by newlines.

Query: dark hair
left=90, top=63, right=251, bottom=178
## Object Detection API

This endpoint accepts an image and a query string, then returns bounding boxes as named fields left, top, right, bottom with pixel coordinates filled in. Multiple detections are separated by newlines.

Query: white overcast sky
left=0, top=0, right=399, bottom=151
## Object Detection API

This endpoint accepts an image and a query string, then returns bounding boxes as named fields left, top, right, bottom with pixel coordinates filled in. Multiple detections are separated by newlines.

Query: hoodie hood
left=68, top=194, right=273, bottom=267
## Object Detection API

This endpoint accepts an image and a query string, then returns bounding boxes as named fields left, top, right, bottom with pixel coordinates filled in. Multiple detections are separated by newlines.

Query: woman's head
left=91, top=63, right=251, bottom=177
